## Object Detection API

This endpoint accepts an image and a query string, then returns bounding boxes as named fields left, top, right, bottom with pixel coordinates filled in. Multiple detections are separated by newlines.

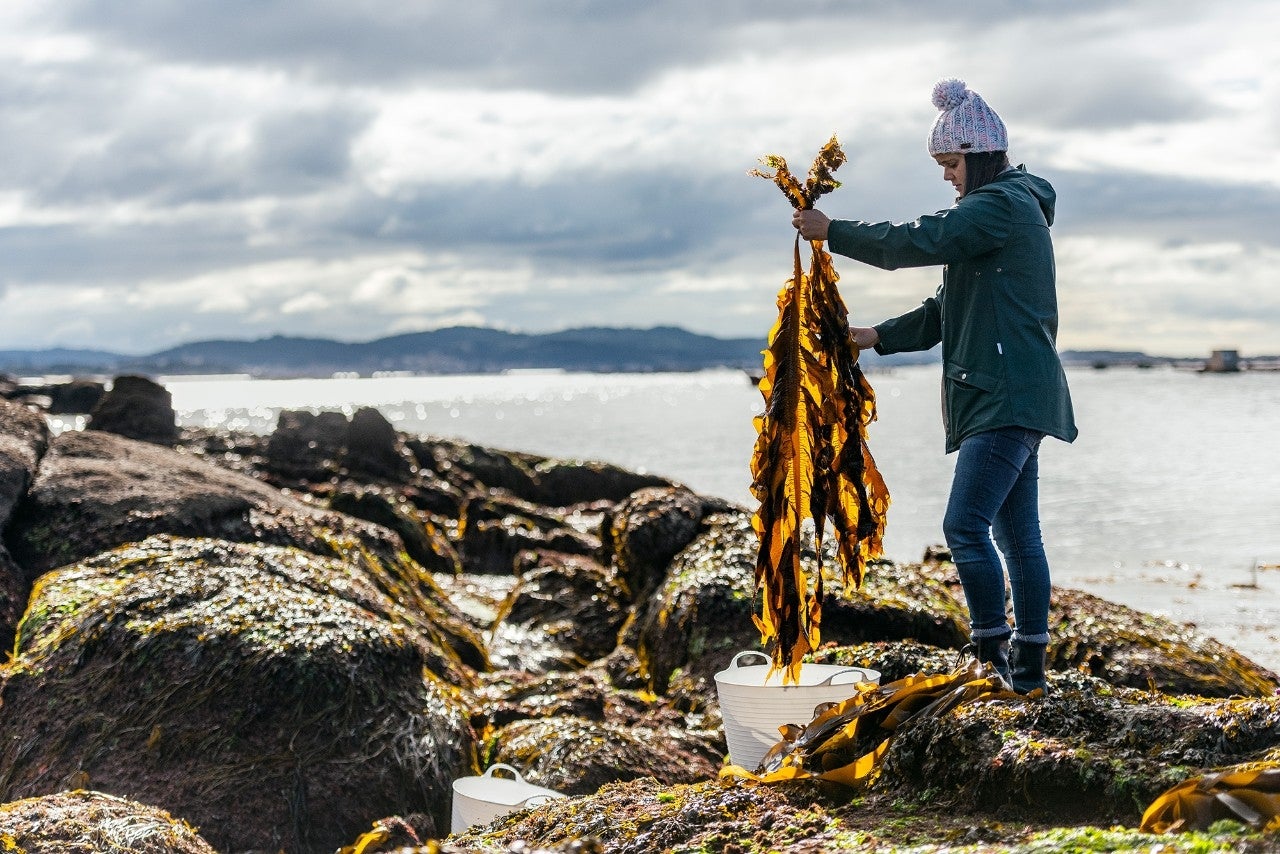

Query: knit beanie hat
left=927, top=78, right=1008, bottom=155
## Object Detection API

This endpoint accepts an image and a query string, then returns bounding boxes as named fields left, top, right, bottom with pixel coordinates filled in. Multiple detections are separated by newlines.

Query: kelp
left=720, top=659, right=1018, bottom=785
left=748, top=136, right=890, bottom=681
left=1141, top=763, right=1280, bottom=834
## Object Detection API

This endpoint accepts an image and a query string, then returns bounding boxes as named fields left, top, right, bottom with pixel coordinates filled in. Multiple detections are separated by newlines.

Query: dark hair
left=964, top=151, right=1011, bottom=195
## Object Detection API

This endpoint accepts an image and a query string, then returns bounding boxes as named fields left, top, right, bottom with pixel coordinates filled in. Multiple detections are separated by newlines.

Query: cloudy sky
left=1, top=1, right=1276, bottom=356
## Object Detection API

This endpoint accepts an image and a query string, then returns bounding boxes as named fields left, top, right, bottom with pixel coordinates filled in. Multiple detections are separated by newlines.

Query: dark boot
left=1010, top=640, right=1048, bottom=695
left=974, top=634, right=1012, bottom=686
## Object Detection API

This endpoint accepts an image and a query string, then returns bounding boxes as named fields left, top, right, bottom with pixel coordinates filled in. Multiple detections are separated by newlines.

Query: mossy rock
left=602, top=486, right=706, bottom=604
left=0, top=789, right=216, bottom=853
left=0, top=536, right=475, bottom=853
left=1049, top=587, right=1278, bottom=697
left=879, top=672, right=1280, bottom=825
left=486, top=715, right=722, bottom=797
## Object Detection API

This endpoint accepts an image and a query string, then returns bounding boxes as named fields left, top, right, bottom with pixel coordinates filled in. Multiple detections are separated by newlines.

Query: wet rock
left=412, top=438, right=541, bottom=497
left=472, top=671, right=611, bottom=730
left=627, top=511, right=969, bottom=701
left=0, top=548, right=26, bottom=657
left=1048, top=587, right=1278, bottom=697
left=603, top=486, right=705, bottom=603
left=460, top=512, right=598, bottom=576
left=531, top=458, right=672, bottom=506
left=408, top=437, right=673, bottom=507
left=346, top=406, right=416, bottom=480
left=879, top=673, right=1280, bottom=824
left=488, top=552, right=626, bottom=672
left=265, top=409, right=350, bottom=480
left=488, top=715, right=723, bottom=796
left=330, top=487, right=462, bottom=575
left=0, top=789, right=217, bottom=853
left=0, top=536, right=474, bottom=852
left=86, top=374, right=178, bottom=445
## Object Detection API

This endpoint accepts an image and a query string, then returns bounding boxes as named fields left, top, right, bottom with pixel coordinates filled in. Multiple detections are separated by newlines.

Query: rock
left=880, top=672, right=1280, bottom=824
left=87, top=375, right=178, bottom=445
left=603, top=486, right=705, bottom=603
left=488, top=715, right=723, bottom=796
left=45, top=378, right=107, bottom=414
left=0, top=789, right=217, bottom=853
left=4, top=430, right=486, bottom=676
left=0, top=396, right=49, bottom=522
left=627, top=511, right=970, bottom=701
left=531, top=459, right=673, bottom=506
left=345, top=406, right=416, bottom=480
left=0, top=397, right=50, bottom=650
left=1047, top=587, right=1278, bottom=697
left=0, top=536, right=475, bottom=852
left=329, top=487, right=462, bottom=575
left=447, top=777, right=823, bottom=853
left=408, top=437, right=674, bottom=506
left=459, top=499, right=599, bottom=575
left=488, top=552, right=627, bottom=672
left=810, top=640, right=970, bottom=683
left=265, top=409, right=350, bottom=480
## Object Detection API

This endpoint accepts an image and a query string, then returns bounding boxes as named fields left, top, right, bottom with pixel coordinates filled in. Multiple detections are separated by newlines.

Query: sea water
left=75, top=365, right=1278, bottom=671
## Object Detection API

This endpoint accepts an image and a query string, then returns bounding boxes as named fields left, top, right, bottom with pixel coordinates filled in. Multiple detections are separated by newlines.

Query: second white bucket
left=714, top=650, right=880, bottom=771
left=450, top=763, right=565, bottom=835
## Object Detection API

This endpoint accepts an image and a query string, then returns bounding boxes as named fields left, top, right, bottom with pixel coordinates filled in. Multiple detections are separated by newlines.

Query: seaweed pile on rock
left=2, top=376, right=1280, bottom=852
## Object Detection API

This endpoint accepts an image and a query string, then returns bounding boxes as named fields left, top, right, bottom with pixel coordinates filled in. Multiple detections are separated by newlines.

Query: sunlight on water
left=158, top=365, right=1280, bottom=670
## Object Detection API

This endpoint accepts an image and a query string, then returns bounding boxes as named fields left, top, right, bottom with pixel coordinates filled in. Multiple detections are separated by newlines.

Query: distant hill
left=7, top=329, right=1251, bottom=379
left=3, top=326, right=782, bottom=378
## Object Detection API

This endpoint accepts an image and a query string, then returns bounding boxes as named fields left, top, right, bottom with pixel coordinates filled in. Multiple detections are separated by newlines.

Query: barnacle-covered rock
left=0, top=789, right=217, bottom=853
left=0, top=536, right=475, bottom=853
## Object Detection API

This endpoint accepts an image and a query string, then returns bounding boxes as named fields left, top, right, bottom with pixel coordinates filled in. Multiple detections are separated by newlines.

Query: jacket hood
left=1003, top=166, right=1055, bottom=226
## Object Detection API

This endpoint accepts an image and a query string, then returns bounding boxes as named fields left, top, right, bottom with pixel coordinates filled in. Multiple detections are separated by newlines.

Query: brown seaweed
left=748, top=137, right=890, bottom=682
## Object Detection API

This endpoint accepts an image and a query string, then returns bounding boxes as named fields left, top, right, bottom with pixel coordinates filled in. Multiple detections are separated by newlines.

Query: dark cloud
left=1051, top=169, right=1280, bottom=247
left=52, top=0, right=1122, bottom=95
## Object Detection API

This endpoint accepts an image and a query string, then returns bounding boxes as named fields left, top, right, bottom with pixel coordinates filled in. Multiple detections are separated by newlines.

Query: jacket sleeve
left=873, top=291, right=942, bottom=355
left=827, top=190, right=1013, bottom=270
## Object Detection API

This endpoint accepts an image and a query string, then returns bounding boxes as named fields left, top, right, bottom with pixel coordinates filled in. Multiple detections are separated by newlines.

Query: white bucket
left=450, top=763, right=566, bottom=835
left=714, top=650, right=880, bottom=770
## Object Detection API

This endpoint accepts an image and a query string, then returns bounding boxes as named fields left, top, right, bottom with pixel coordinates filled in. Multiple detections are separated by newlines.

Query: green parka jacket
left=827, top=166, right=1078, bottom=453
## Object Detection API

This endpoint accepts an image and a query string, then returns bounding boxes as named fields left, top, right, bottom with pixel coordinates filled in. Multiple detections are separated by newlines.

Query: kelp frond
left=750, top=137, right=889, bottom=683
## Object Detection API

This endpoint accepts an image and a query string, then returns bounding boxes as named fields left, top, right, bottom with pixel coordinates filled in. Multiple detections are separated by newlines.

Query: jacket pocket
left=944, top=362, right=998, bottom=392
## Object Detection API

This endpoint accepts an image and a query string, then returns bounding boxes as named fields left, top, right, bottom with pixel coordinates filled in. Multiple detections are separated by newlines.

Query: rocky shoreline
left=2, top=375, right=1279, bottom=853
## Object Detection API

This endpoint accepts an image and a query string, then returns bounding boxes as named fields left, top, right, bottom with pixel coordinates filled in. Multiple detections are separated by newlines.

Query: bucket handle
left=482, top=763, right=526, bottom=783
left=819, top=668, right=871, bottom=686
left=728, top=650, right=771, bottom=669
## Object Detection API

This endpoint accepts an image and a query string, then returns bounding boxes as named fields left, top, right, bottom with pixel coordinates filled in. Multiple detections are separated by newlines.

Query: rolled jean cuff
left=972, top=626, right=1013, bottom=640
left=1013, top=632, right=1050, bottom=644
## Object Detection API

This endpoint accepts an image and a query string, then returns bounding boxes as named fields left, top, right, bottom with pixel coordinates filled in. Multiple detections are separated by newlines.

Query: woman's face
left=933, top=153, right=966, bottom=196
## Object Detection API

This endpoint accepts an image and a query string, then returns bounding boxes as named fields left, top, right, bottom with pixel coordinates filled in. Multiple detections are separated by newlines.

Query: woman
left=793, top=78, right=1077, bottom=695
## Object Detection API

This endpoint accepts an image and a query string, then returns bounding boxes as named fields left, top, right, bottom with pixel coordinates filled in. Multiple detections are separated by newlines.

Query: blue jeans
left=942, top=427, right=1051, bottom=644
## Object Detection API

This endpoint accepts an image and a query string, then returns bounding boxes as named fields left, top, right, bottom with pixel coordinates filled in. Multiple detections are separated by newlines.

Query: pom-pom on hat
left=928, top=78, right=1007, bottom=155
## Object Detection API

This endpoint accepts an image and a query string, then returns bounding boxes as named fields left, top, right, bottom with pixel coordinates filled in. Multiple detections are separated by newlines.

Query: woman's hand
left=792, top=209, right=830, bottom=242
left=850, top=326, right=880, bottom=350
